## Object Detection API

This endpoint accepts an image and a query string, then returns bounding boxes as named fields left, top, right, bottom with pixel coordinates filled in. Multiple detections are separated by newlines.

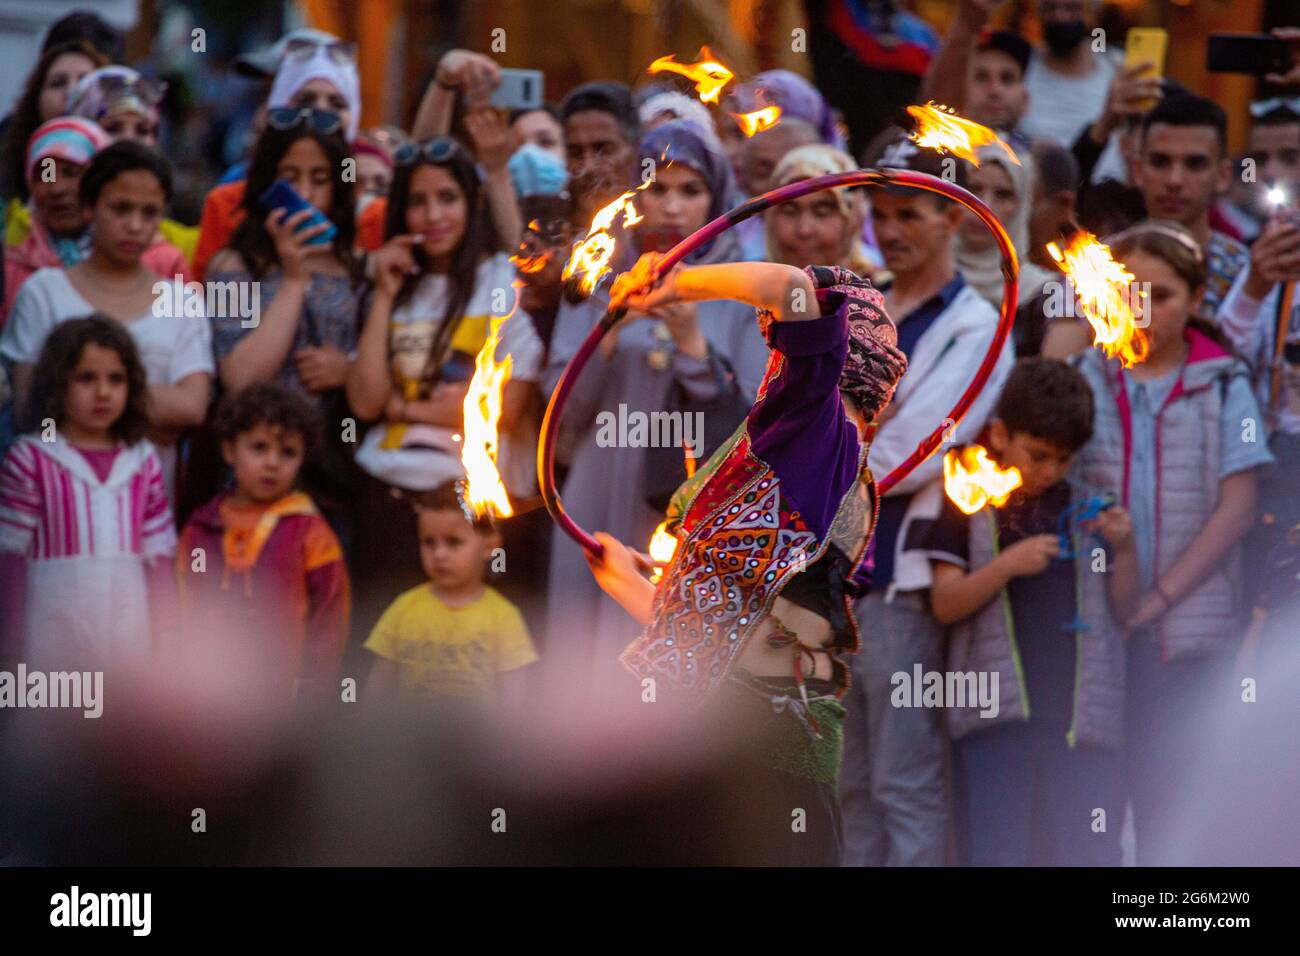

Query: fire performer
left=582, top=252, right=907, bottom=864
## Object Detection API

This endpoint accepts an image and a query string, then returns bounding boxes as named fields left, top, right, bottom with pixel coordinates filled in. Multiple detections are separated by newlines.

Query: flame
left=647, top=46, right=735, bottom=104
left=732, top=104, right=782, bottom=137
left=647, top=520, right=678, bottom=584
left=460, top=286, right=519, bottom=520
left=943, top=445, right=1023, bottom=515
left=561, top=182, right=649, bottom=296
left=1046, top=232, right=1150, bottom=368
left=510, top=250, right=547, bottom=274
left=906, top=102, right=1020, bottom=167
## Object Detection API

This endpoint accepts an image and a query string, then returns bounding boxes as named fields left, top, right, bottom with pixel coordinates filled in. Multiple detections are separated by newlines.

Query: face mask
left=1043, top=20, right=1089, bottom=57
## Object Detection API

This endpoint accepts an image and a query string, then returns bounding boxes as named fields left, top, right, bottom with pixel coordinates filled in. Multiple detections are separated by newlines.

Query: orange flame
left=460, top=286, right=519, bottom=519
left=648, top=520, right=678, bottom=583
left=1046, top=232, right=1150, bottom=368
left=906, top=102, right=1020, bottom=167
left=562, top=182, right=649, bottom=296
left=943, top=445, right=1023, bottom=515
left=732, top=104, right=783, bottom=137
left=647, top=46, right=735, bottom=104
left=509, top=251, right=547, bottom=274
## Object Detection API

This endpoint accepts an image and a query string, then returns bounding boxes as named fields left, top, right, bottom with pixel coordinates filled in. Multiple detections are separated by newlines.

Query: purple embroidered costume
left=620, top=266, right=907, bottom=702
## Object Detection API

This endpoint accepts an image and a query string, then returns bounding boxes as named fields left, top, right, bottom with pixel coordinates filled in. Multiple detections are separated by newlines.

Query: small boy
left=917, top=358, right=1135, bottom=866
left=177, top=384, right=350, bottom=697
left=364, top=481, right=537, bottom=705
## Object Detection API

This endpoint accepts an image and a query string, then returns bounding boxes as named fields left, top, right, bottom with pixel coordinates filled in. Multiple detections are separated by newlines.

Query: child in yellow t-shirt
left=364, top=482, right=537, bottom=704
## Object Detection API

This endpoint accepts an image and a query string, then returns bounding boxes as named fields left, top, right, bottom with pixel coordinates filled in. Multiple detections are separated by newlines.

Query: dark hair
left=1078, top=180, right=1145, bottom=236
left=412, top=480, right=493, bottom=533
left=560, top=81, right=640, bottom=144
left=43, top=11, right=124, bottom=60
left=23, top=315, right=149, bottom=442
left=229, top=121, right=358, bottom=281
left=214, top=383, right=321, bottom=460
left=1031, top=139, right=1080, bottom=195
left=381, top=141, right=494, bottom=376
left=0, top=39, right=108, bottom=202
left=79, top=139, right=173, bottom=207
left=1141, top=93, right=1228, bottom=155
left=995, top=357, right=1094, bottom=452
left=1108, top=221, right=1242, bottom=358
left=1254, top=105, right=1300, bottom=128
left=863, top=129, right=967, bottom=205
left=509, top=103, right=562, bottom=127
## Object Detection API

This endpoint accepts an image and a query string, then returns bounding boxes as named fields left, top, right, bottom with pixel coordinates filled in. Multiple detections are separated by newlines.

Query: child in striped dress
left=0, top=316, right=176, bottom=666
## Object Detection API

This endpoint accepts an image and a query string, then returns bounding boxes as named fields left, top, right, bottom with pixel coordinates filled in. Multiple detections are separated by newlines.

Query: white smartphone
left=490, top=68, right=544, bottom=111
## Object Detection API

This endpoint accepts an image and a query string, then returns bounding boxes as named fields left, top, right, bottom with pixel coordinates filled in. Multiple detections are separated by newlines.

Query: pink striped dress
left=0, top=433, right=176, bottom=665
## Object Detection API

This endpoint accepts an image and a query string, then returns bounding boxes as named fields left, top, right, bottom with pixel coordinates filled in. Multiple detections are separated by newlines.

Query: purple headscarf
left=637, top=120, right=741, bottom=264
left=733, top=70, right=846, bottom=151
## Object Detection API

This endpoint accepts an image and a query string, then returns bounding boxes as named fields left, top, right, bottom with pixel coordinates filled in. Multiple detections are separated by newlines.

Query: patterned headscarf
left=637, top=120, right=740, bottom=264
left=805, top=265, right=907, bottom=422
left=66, top=66, right=164, bottom=128
left=25, top=117, right=109, bottom=185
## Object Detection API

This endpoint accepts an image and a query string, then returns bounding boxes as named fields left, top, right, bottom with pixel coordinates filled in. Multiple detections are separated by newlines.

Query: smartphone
left=490, top=68, right=543, bottom=111
left=257, top=179, right=337, bottom=247
left=1125, top=28, right=1167, bottom=112
left=1207, top=34, right=1291, bottom=75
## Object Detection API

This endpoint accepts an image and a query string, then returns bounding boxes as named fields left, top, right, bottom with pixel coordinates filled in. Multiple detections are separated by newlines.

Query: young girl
left=585, top=253, right=907, bottom=864
left=65, top=64, right=195, bottom=267
left=0, top=316, right=175, bottom=666
left=1, top=140, right=213, bottom=500
left=542, top=122, right=769, bottom=667
left=1065, top=222, right=1273, bottom=865
left=203, top=109, right=363, bottom=531
left=346, top=136, right=544, bottom=633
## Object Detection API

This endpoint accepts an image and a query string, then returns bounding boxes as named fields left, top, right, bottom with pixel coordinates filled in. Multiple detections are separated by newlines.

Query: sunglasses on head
left=284, top=37, right=357, bottom=66
left=95, top=73, right=166, bottom=107
left=394, top=137, right=463, bottom=166
left=267, top=107, right=344, bottom=135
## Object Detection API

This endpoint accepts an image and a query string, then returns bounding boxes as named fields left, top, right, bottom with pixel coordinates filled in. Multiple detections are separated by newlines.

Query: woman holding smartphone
left=346, top=136, right=545, bottom=632
left=202, top=107, right=363, bottom=529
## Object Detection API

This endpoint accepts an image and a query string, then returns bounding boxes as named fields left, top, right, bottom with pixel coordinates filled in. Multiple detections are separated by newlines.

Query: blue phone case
left=257, top=180, right=337, bottom=247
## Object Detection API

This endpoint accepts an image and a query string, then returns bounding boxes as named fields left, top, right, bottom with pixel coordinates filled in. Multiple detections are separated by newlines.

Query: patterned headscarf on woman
left=66, top=66, right=164, bottom=128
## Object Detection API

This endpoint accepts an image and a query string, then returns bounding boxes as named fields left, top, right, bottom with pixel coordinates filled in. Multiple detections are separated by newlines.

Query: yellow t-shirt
left=365, top=584, right=537, bottom=702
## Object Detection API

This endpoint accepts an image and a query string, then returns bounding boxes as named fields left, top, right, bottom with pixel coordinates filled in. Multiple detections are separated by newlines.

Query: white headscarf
left=267, top=35, right=361, bottom=141
left=955, top=144, right=1056, bottom=308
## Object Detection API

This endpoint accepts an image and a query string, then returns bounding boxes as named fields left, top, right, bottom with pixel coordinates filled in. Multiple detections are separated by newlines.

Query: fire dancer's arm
left=585, top=531, right=657, bottom=625
left=610, top=254, right=816, bottom=323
